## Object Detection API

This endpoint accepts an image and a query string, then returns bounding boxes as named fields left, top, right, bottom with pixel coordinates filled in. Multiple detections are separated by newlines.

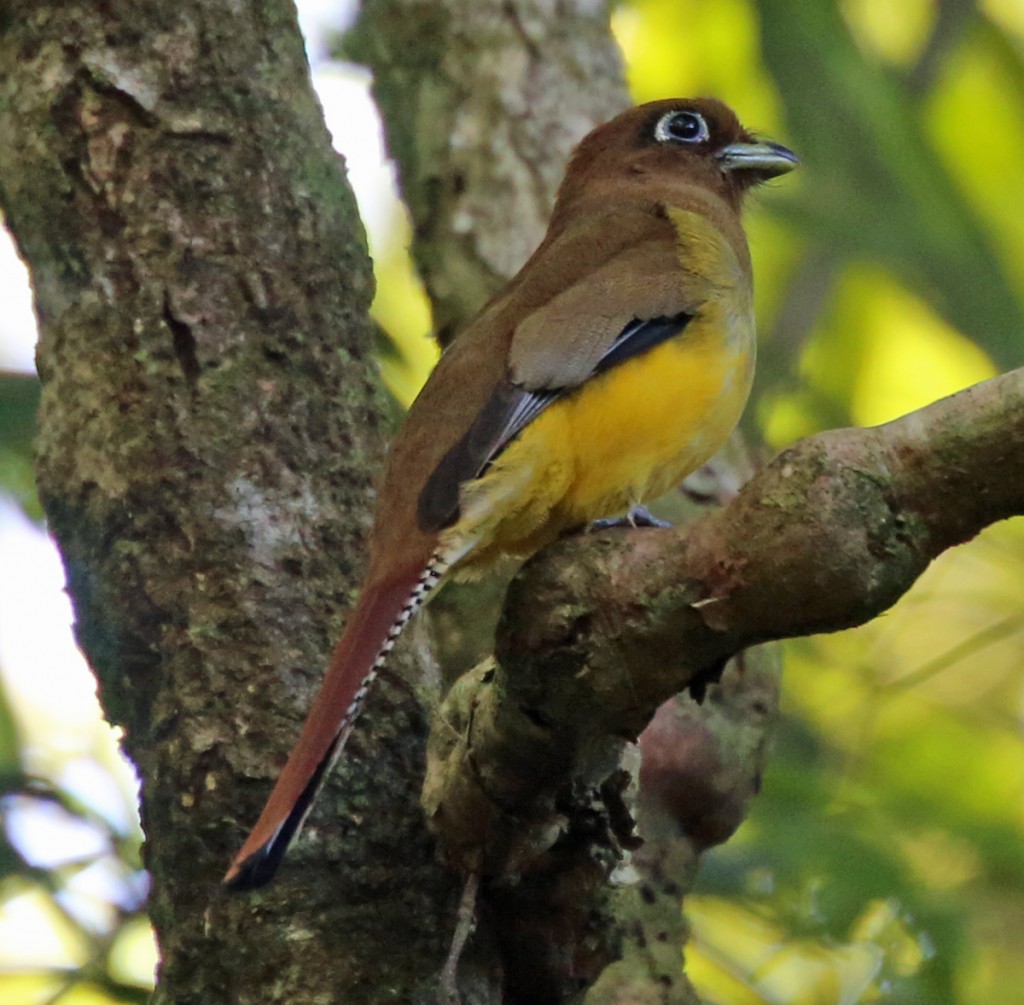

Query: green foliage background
left=1, top=0, right=1023, bottom=1002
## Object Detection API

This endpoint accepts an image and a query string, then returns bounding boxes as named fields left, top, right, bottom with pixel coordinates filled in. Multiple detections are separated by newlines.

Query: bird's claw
left=590, top=504, right=672, bottom=532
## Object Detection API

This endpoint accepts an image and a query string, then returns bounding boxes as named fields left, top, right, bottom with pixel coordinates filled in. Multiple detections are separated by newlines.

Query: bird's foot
left=590, top=504, right=672, bottom=532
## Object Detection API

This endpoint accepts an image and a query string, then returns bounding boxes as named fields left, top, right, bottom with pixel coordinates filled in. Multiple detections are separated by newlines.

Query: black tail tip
left=222, top=736, right=338, bottom=892
left=222, top=846, right=283, bottom=892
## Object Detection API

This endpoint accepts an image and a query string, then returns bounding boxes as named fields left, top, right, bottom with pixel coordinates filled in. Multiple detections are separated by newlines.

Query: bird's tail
left=223, top=555, right=447, bottom=890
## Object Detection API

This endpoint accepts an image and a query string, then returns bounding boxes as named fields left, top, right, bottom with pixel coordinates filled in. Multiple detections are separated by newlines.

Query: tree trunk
left=1, top=2, right=456, bottom=1002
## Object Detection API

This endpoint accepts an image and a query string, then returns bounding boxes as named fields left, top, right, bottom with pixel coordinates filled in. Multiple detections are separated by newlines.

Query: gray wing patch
left=416, top=310, right=693, bottom=534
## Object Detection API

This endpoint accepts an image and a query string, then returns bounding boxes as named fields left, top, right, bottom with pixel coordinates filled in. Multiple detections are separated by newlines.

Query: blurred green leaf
left=0, top=370, right=41, bottom=520
left=0, top=672, right=21, bottom=783
left=0, top=673, right=24, bottom=885
left=0, top=371, right=37, bottom=446
left=759, top=1, right=1024, bottom=370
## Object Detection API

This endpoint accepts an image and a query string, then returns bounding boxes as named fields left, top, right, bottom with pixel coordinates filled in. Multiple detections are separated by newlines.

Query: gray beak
left=717, top=141, right=799, bottom=178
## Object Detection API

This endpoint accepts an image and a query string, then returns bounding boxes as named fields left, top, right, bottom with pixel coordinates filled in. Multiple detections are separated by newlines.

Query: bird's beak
left=717, top=141, right=799, bottom=178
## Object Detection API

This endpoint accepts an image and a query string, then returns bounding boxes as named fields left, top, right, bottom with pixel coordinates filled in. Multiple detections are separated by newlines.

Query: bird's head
left=556, top=97, right=798, bottom=215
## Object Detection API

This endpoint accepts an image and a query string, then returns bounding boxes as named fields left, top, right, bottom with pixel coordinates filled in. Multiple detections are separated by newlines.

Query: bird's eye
left=655, top=110, right=710, bottom=145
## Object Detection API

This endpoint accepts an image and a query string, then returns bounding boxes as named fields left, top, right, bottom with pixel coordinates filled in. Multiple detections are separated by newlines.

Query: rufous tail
left=223, top=556, right=447, bottom=890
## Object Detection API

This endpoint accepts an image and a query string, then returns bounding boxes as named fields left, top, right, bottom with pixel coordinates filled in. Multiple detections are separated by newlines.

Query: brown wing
left=505, top=238, right=695, bottom=388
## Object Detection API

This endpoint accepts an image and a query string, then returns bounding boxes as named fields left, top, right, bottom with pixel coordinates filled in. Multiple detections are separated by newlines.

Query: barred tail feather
left=223, top=555, right=447, bottom=890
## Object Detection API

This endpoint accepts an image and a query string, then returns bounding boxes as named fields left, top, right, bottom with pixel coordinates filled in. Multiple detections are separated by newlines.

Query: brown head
left=554, top=97, right=797, bottom=218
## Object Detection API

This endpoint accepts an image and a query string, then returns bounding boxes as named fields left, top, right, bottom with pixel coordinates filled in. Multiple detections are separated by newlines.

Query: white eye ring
left=655, top=110, right=710, bottom=145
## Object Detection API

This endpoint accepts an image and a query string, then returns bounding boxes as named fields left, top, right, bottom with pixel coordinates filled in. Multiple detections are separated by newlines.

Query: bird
left=224, top=97, right=797, bottom=890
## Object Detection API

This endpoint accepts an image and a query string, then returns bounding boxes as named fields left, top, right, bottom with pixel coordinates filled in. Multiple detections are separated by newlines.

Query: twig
left=439, top=871, right=481, bottom=1004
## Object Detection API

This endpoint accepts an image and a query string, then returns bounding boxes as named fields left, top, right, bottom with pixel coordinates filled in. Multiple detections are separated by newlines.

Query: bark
left=1, top=3, right=455, bottom=1003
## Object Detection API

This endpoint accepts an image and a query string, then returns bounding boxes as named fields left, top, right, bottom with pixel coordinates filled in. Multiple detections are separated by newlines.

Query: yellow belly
left=446, top=309, right=754, bottom=576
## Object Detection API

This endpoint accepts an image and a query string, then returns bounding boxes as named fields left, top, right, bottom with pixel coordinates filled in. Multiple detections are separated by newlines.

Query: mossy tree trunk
left=0, top=2, right=455, bottom=1002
